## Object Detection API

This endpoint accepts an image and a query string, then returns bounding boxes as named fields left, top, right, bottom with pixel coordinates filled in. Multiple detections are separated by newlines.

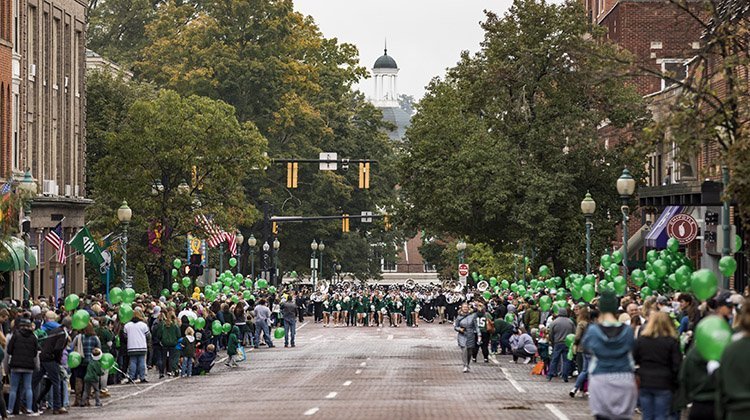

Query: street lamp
left=235, top=232, right=244, bottom=274
left=310, top=240, right=318, bottom=288
left=117, top=201, right=133, bottom=287
left=248, top=234, right=257, bottom=279
left=581, top=192, right=596, bottom=275
left=318, top=241, right=325, bottom=281
left=273, top=237, right=280, bottom=285
left=18, top=169, right=36, bottom=300
left=336, top=263, right=342, bottom=283
left=616, top=168, right=636, bottom=282
left=262, top=241, right=270, bottom=281
left=456, top=240, right=467, bottom=264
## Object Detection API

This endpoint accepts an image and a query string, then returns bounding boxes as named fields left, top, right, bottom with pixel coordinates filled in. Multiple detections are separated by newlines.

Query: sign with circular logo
left=667, top=214, right=698, bottom=245
left=458, top=263, right=469, bottom=277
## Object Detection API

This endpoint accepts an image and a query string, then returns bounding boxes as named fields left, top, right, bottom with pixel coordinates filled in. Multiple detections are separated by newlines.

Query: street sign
left=361, top=211, right=373, bottom=223
left=458, top=263, right=469, bottom=277
left=319, top=152, right=337, bottom=171
left=667, top=213, right=699, bottom=245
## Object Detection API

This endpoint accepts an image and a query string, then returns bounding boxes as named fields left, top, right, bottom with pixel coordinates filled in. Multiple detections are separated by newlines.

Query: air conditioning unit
left=74, top=185, right=79, bottom=197
left=42, top=180, right=56, bottom=196
left=64, top=184, right=71, bottom=197
left=29, top=64, right=36, bottom=77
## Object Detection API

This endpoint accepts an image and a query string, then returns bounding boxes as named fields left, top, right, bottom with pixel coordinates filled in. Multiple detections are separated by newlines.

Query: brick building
left=1, top=0, right=91, bottom=300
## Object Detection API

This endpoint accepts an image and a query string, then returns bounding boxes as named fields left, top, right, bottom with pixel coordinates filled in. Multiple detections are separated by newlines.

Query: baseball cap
left=716, top=290, right=736, bottom=307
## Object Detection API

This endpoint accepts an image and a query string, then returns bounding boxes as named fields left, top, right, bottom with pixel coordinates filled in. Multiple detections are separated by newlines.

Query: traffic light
left=342, top=214, right=350, bottom=233
left=188, top=253, right=204, bottom=277
left=286, top=162, right=299, bottom=189
left=384, top=214, right=391, bottom=231
left=272, top=222, right=278, bottom=235
left=358, top=162, right=370, bottom=189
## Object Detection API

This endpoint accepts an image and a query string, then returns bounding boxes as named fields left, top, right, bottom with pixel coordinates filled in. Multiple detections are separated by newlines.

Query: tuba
left=341, top=280, right=352, bottom=291
left=318, top=280, right=329, bottom=295
left=477, top=280, right=489, bottom=292
left=405, top=278, right=416, bottom=289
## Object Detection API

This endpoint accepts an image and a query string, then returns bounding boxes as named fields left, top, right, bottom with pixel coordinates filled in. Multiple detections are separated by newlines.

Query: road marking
left=325, top=392, right=338, bottom=399
left=500, top=368, right=526, bottom=393
left=489, top=356, right=500, bottom=365
left=343, top=380, right=352, bottom=386
left=355, top=369, right=362, bottom=374
left=304, top=407, right=319, bottom=416
left=298, top=321, right=309, bottom=330
left=545, top=404, right=570, bottom=420
left=387, top=334, right=393, bottom=340
left=360, top=362, right=367, bottom=367
left=310, top=335, right=323, bottom=341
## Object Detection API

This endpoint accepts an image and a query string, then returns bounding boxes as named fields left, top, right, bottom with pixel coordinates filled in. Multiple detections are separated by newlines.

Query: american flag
left=225, top=231, right=237, bottom=256
left=0, top=181, right=11, bottom=196
left=45, top=222, right=66, bottom=264
left=194, top=214, right=226, bottom=248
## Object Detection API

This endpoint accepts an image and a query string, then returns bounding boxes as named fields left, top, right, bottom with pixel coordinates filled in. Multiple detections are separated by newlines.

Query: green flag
left=69, top=227, right=106, bottom=269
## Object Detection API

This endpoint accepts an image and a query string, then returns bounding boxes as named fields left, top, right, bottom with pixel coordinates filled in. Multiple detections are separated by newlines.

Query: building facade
left=4, top=0, right=91, bottom=299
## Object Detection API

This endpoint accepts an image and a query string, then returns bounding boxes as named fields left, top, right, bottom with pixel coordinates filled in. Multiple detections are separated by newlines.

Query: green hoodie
left=84, top=359, right=104, bottom=383
left=227, top=326, right=240, bottom=356
left=158, top=323, right=181, bottom=347
left=717, top=336, right=750, bottom=420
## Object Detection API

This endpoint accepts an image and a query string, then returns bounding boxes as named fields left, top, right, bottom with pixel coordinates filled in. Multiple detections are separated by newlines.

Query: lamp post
left=616, top=169, right=636, bottom=282
left=248, top=234, right=257, bottom=280
left=117, top=201, right=133, bottom=287
left=235, top=232, right=244, bottom=274
left=262, top=241, right=270, bottom=282
left=581, top=192, right=596, bottom=275
left=18, top=170, right=36, bottom=300
left=318, top=241, right=325, bottom=281
left=336, top=263, right=342, bottom=283
left=273, top=237, right=280, bottom=285
left=310, top=240, right=318, bottom=288
left=456, top=240, right=467, bottom=264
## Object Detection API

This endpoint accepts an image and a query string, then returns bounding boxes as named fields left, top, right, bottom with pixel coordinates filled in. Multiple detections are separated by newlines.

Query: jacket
left=510, top=333, right=537, bottom=354
left=549, top=316, right=576, bottom=346
left=84, top=359, right=103, bottom=383
left=633, top=335, right=681, bottom=390
left=674, top=347, right=716, bottom=410
left=581, top=322, right=635, bottom=375
left=7, top=328, right=38, bottom=370
left=523, top=308, right=541, bottom=329
left=39, top=326, right=68, bottom=363
left=227, top=326, right=240, bottom=356
left=454, top=312, right=478, bottom=348
left=717, top=336, right=750, bottom=418
left=158, top=323, right=181, bottom=347
left=198, top=350, right=216, bottom=370
left=573, top=320, right=589, bottom=353
left=181, top=335, right=196, bottom=358
left=123, top=321, right=150, bottom=354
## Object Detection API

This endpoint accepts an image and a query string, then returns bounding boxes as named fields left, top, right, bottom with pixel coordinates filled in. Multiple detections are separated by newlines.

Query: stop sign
left=667, top=213, right=698, bottom=245
left=458, top=264, right=469, bottom=277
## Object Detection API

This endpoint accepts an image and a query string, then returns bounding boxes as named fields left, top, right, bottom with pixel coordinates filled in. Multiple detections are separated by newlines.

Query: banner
left=69, top=227, right=107, bottom=272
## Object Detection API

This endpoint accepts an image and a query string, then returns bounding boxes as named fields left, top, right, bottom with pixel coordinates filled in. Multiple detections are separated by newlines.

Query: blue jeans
left=254, top=320, right=273, bottom=347
left=9, top=371, right=33, bottom=414
left=284, top=319, right=296, bottom=346
left=180, top=357, right=193, bottom=377
left=547, top=343, right=572, bottom=380
left=639, top=387, right=673, bottom=420
left=500, top=332, right=513, bottom=354
left=128, top=354, right=146, bottom=381
left=574, top=353, right=590, bottom=391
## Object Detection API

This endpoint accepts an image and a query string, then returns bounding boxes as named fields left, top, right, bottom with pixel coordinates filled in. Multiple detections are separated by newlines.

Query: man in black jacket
left=33, top=316, right=71, bottom=414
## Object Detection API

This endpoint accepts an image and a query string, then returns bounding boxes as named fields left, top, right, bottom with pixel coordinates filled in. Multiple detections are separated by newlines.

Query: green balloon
left=490, top=277, right=498, bottom=287
left=667, top=237, right=680, bottom=253
left=161, top=288, right=170, bottom=297
left=647, top=274, right=662, bottom=290
left=229, top=257, right=237, bottom=268
left=667, top=273, right=678, bottom=290
left=539, top=295, right=552, bottom=311
left=482, top=291, right=492, bottom=300
left=501, top=280, right=510, bottom=290
left=565, top=333, right=575, bottom=348
left=538, top=265, right=551, bottom=278
left=719, top=256, right=737, bottom=277
left=268, top=286, right=277, bottom=294
left=640, top=286, right=653, bottom=300
left=173, top=258, right=182, bottom=269
left=600, top=254, right=612, bottom=268
left=274, top=327, right=285, bottom=339
left=71, top=309, right=90, bottom=330
left=222, top=285, right=231, bottom=294
left=504, top=313, right=514, bottom=323
left=631, top=269, right=645, bottom=286
left=243, top=290, right=252, bottom=300
left=611, top=251, right=623, bottom=264
left=182, top=276, right=192, bottom=288
left=244, top=279, right=253, bottom=288
left=212, top=320, right=222, bottom=335
left=613, top=276, right=627, bottom=296
left=646, top=249, right=658, bottom=263
left=652, top=260, right=668, bottom=278
left=581, top=284, right=595, bottom=303
left=67, top=351, right=82, bottom=368
left=109, top=287, right=123, bottom=304
left=100, top=353, right=115, bottom=371
left=691, top=269, right=718, bottom=301
left=195, top=317, right=206, bottom=330
left=172, top=282, right=180, bottom=291
left=570, top=286, right=582, bottom=300
left=122, top=288, right=136, bottom=304
left=222, top=323, right=231, bottom=334
left=584, top=274, right=596, bottom=285
left=695, top=315, right=732, bottom=361
left=256, top=279, right=268, bottom=289
left=675, top=265, right=692, bottom=285
left=171, top=268, right=178, bottom=278
left=119, top=304, right=134, bottom=323
left=736, top=234, right=743, bottom=252
left=231, top=295, right=239, bottom=303
left=472, top=272, right=479, bottom=281
left=64, top=294, right=80, bottom=311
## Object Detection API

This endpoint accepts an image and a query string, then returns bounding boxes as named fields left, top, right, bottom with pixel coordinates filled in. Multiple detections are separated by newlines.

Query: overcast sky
left=294, top=0, right=514, bottom=100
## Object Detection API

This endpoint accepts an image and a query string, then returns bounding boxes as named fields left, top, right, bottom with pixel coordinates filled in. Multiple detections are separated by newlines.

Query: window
left=381, top=259, right=397, bottom=272
left=658, top=59, right=688, bottom=91
left=423, top=262, right=436, bottom=273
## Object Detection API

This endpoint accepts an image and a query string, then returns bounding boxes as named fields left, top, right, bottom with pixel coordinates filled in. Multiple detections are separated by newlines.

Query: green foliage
left=399, top=0, right=648, bottom=273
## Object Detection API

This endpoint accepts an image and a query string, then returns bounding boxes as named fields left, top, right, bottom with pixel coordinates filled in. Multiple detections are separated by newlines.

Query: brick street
left=75, top=321, right=592, bottom=419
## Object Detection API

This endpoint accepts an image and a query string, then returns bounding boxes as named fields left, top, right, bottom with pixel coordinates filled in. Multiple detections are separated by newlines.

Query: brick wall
left=0, top=0, right=12, bottom=178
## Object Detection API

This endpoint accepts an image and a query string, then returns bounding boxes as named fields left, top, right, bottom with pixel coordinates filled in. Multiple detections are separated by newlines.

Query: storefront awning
left=645, top=206, right=683, bottom=249
left=0, top=236, right=37, bottom=272
left=617, top=223, right=648, bottom=260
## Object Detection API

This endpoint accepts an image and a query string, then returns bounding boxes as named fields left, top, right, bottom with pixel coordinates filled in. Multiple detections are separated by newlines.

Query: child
left=537, top=326, right=550, bottom=375
left=180, top=327, right=196, bottom=377
left=82, top=348, right=103, bottom=407
left=225, top=326, right=240, bottom=367
left=194, top=344, right=217, bottom=376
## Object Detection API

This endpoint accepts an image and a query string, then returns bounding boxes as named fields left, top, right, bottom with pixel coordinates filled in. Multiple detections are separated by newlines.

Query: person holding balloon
left=81, top=348, right=104, bottom=407
left=716, top=298, right=750, bottom=420
left=70, top=321, right=101, bottom=407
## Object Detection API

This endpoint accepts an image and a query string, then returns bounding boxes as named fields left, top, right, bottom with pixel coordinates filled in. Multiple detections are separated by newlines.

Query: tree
left=89, top=90, right=266, bottom=290
left=399, top=0, right=648, bottom=273
left=87, top=0, right=164, bottom=65
left=398, top=94, right=415, bottom=115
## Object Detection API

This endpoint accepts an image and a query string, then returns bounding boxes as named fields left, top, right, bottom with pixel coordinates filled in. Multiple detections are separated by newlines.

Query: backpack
left=486, top=317, right=496, bottom=334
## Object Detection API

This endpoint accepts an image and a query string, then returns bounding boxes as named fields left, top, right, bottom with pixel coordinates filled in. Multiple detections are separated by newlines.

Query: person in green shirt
left=82, top=348, right=104, bottom=407
left=473, top=303, right=493, bottom=363
left=717, top=299, right=750, bottom=420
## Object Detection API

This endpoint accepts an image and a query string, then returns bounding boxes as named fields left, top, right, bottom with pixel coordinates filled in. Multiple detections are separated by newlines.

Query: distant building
left=85, top=49, right=133, bottom=80
left=368, top=48, right=437, bottom=284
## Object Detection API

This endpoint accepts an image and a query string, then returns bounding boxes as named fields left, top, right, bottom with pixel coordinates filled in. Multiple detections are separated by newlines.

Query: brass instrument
left=477, top=280, right=489, bottom=292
